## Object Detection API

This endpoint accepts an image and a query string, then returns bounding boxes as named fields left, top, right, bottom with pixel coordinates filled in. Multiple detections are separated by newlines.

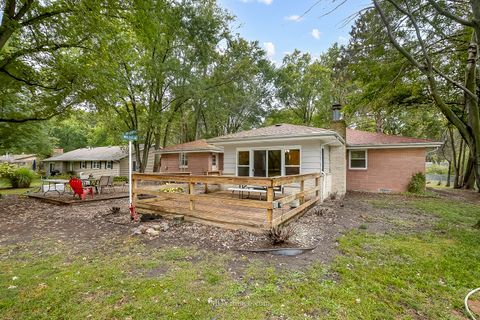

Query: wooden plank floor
left=135, top=190, right=315, bottom=233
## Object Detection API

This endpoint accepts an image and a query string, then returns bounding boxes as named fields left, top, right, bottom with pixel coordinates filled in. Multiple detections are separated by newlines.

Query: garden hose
left=465, top=287, right=480, bottom=320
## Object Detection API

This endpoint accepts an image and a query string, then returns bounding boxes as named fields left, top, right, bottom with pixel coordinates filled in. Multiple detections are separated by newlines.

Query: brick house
left=208, top=123, right=442, bottom=195
left=156, top=139, right=224, bottom=175
left=345, top=129, right=441, bottom=192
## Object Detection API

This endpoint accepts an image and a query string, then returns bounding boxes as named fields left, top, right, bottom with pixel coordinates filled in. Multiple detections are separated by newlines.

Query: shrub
left=0, top=163, right=16, bottom=179
left=265, top=225, right=294, bottom=245
left=113, top=176, right=128, bottom=182
left=407, top=172, right=426, bottom=194
left=10, top=167, right=36, bottom=188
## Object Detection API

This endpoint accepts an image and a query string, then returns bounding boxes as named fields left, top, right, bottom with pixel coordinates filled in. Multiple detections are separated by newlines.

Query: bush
left=10, top=167, right=36, bottom=188
left=0, top=163, right=16, bottom=178
left=113, top=176, right=128, bottom=182
left=407, top=172, right=426, bottom=194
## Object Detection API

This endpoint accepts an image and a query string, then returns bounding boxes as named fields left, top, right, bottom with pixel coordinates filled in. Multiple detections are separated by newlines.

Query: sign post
left=123, top=130, right=138, bottom=221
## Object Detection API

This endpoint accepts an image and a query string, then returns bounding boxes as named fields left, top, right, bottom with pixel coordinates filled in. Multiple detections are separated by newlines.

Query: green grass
left=0, top=177, right=41, bottom=195
left=1, top=198, right=479, bottom=319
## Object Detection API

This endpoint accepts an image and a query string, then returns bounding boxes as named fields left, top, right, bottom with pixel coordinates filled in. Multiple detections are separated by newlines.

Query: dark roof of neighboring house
left=43, top=146, right=129, bottom=162
left=346, top=128, right=442, bottom=147
left=208, top=123, right=339, bottom=143
left=157, top=139, right=223, bottom=154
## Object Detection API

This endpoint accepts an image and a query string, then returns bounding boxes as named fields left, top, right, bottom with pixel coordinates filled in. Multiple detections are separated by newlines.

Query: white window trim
left=179, top=153, right=188, bottom=169
left=106, top=161, right=113, bottom=169
left=92, top=161, right=101, bottom=169
left=235, top=146, right=302, bottom=177
left=349, top=149, right=368, bottom=170
left=212, top=153, right=217, bottom=166
left=80, top=161, right=87, bottom=169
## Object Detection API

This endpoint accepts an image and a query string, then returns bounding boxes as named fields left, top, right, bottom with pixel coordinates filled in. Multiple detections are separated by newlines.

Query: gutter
left=346, top=142, right=443, bottom=149
left=208, top=132, right=345, bottom=146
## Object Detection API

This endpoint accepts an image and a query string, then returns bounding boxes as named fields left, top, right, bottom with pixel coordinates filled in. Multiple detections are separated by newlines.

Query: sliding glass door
left=253, top=150, right=266, bottom=177
left=237, top=148, right=301, bottom=177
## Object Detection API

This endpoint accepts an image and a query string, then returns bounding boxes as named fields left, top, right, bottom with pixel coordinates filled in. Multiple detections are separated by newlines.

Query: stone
left=145, top=228, right=160, bottom=236
left=160, top=222, right=170, bottom=231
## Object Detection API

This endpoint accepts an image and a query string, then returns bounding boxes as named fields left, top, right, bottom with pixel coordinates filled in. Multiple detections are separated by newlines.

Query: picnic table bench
left=228, top=185, right=284, bottom=201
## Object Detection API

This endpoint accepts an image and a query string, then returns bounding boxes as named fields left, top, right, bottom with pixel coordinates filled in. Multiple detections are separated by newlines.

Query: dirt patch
left=0, top=191, right=440, bottom=270
left=428, top=187, right=480, bottom=204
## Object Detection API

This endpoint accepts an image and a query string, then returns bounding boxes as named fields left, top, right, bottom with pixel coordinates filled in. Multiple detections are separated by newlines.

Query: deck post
left=266, top=183, right=274, bottom=228
left=132, top=175, right=138, bottom=206
left=300, top=179, right=305, bottom=204
left=189, top=181, right=194, bottom=210
left=315, top=175, right=320, bottom=201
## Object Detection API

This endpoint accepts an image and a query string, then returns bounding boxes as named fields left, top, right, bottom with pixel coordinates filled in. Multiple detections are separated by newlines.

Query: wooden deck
left=133, top=173, right=321, bottom=233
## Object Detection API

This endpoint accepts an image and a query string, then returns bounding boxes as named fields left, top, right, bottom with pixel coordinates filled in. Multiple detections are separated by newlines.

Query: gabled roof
left=208, top=123, right=342, bottom=144
left=346, top=128, right=443, bottom=148
left=156, top=139, right=223, bottom=154
left=0, top=154, right=36, bottom=162
left=44, top=146, right=129, bottom=162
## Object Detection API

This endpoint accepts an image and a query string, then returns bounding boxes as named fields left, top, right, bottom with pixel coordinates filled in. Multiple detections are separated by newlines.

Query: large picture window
left=349, top=150, right=367, bottom=169
left=237, top=151, right=250, bottom=176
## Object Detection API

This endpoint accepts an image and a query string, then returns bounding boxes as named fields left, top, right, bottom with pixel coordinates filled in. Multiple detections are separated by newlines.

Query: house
left=43, top=146, right=156, bottom=177
left=208, top=122, right=442, bottom=194
left=345, top=128, right=442, bottom=192
left=156, top=139, right=224, bottom=175
left=0, top=153, right=38, bottom=170
left=208, top=124, right=346, bottom=198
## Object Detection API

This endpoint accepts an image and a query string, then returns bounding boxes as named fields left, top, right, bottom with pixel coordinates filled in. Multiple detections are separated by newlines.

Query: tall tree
left=371, top=0, right=480, bottom=190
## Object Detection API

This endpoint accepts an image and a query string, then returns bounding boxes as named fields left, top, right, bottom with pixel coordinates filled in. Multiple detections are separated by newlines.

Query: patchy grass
left=1, top=197, right=479, bottom=319
left=0, top=178, right=41, bottom=195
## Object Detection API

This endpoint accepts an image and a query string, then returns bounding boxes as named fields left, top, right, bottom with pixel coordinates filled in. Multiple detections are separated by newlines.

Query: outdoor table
left=41, top=179, right=70, bottom=195
left=82, top=178, right=99, bottom=194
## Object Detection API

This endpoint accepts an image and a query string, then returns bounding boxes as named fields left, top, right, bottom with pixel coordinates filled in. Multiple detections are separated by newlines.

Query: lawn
left=0, top=196, right=479, bottom=319
left=0, top=177, right=41, bottom=195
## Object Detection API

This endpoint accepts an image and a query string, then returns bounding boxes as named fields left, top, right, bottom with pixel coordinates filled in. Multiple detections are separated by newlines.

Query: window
left=284, top=149, right=300, bottom=175
left=349, top=150, right=367, bottom=169
left=80, top=161, right=87, bottom=169
left=179, top=153, right=188, bottom=168
left=237, top=151, right=250, bottom=176
left=212, top=154, right=217, bottom=166
left=106, top=161, right=113, bottom=169
left=92, top=161, right=101, bottom=169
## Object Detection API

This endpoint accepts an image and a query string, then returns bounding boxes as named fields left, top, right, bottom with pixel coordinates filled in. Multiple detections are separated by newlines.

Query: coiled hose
left=465, top=287, right=480, bottom=320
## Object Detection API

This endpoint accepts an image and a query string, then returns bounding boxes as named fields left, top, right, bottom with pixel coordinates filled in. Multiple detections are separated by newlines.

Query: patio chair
left=69, top=178, right=93, bottom=200
left=98, top=176, right=115, bottom=194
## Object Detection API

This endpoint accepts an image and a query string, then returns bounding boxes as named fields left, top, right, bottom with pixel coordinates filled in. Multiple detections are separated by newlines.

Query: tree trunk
left=446, top=160, right=452, bottom=187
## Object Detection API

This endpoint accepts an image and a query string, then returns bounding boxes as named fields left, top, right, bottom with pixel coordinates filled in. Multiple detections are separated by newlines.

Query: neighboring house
left=208, top=124, right=346, bottom=197
left=156, top=139, right=224, bottom=175
left=43, top=146, right=155, bottom=177
left=208, top=122, right=442, bottom=195
left=345, top=128, right=442, bottom=192
left=0, top=154, right=38, bottom=169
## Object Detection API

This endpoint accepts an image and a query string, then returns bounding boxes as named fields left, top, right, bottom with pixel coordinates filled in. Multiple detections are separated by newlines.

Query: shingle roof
left=346, top=128, right=441, bottom=146
left=157, top=139, right=223, bottom=154
left=44, top=146, right=129, bottom=161
left=209, top=123, right=337, bottom=142
left=0, top=154, right=36, bottom=162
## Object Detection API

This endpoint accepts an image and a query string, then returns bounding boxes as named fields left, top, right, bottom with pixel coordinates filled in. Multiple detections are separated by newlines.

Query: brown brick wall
left=346, top=148, right=426, bottom=192
left=160, top=152, right=224, bottom=175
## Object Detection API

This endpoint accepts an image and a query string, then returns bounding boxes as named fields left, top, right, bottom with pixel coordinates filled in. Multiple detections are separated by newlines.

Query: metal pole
left=129, top=140, right=132, bottom=205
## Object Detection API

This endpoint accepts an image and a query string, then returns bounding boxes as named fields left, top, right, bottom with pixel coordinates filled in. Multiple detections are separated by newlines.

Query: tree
left=372, top=0, right=480, bottom=190
left=273, top=50, right=332, bottom=126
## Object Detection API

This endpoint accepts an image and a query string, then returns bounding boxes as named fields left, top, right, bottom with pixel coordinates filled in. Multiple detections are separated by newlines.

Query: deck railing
left=132, top=172, right=321, bottom=229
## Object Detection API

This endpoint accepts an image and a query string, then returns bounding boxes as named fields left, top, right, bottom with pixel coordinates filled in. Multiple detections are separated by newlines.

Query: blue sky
left=218, top=0, right=371, bottom=63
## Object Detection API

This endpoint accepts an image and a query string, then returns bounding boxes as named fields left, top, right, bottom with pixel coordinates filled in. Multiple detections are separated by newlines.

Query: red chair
left=69, top=178, right=93, bottom=200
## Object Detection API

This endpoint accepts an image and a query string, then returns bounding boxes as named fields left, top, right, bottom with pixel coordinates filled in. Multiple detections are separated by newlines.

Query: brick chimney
left=330, top=103, right=346, bottom=140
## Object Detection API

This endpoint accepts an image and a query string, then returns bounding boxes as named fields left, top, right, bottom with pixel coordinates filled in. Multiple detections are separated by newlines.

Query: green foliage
left=0, top=163, right=16, bottom=178
left=113, top=176, right=128, bottom=183
left=8, top=167, right=36, bottom=188
left=426, top=164, right=449, bottom=175
left=407, top=172, right=426, bottom=194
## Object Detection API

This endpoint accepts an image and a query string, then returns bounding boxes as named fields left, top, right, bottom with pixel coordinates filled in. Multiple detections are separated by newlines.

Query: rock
left=160, top=222, right=170, bottom=231
left=145, top=228, right=160, bottom=236
left=151, top=224, right=161, bottom=231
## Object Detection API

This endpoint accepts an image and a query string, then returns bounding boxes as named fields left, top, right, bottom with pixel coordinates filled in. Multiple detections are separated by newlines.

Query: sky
left=218, top=0, right=371, bottom=63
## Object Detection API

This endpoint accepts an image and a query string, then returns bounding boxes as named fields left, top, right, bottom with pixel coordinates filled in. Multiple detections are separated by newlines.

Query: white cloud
left=311, top=28, right=321, bottom=40
left=263, top=42, right=275, bottom=59
left=284, top=15, right=303, bottom=22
